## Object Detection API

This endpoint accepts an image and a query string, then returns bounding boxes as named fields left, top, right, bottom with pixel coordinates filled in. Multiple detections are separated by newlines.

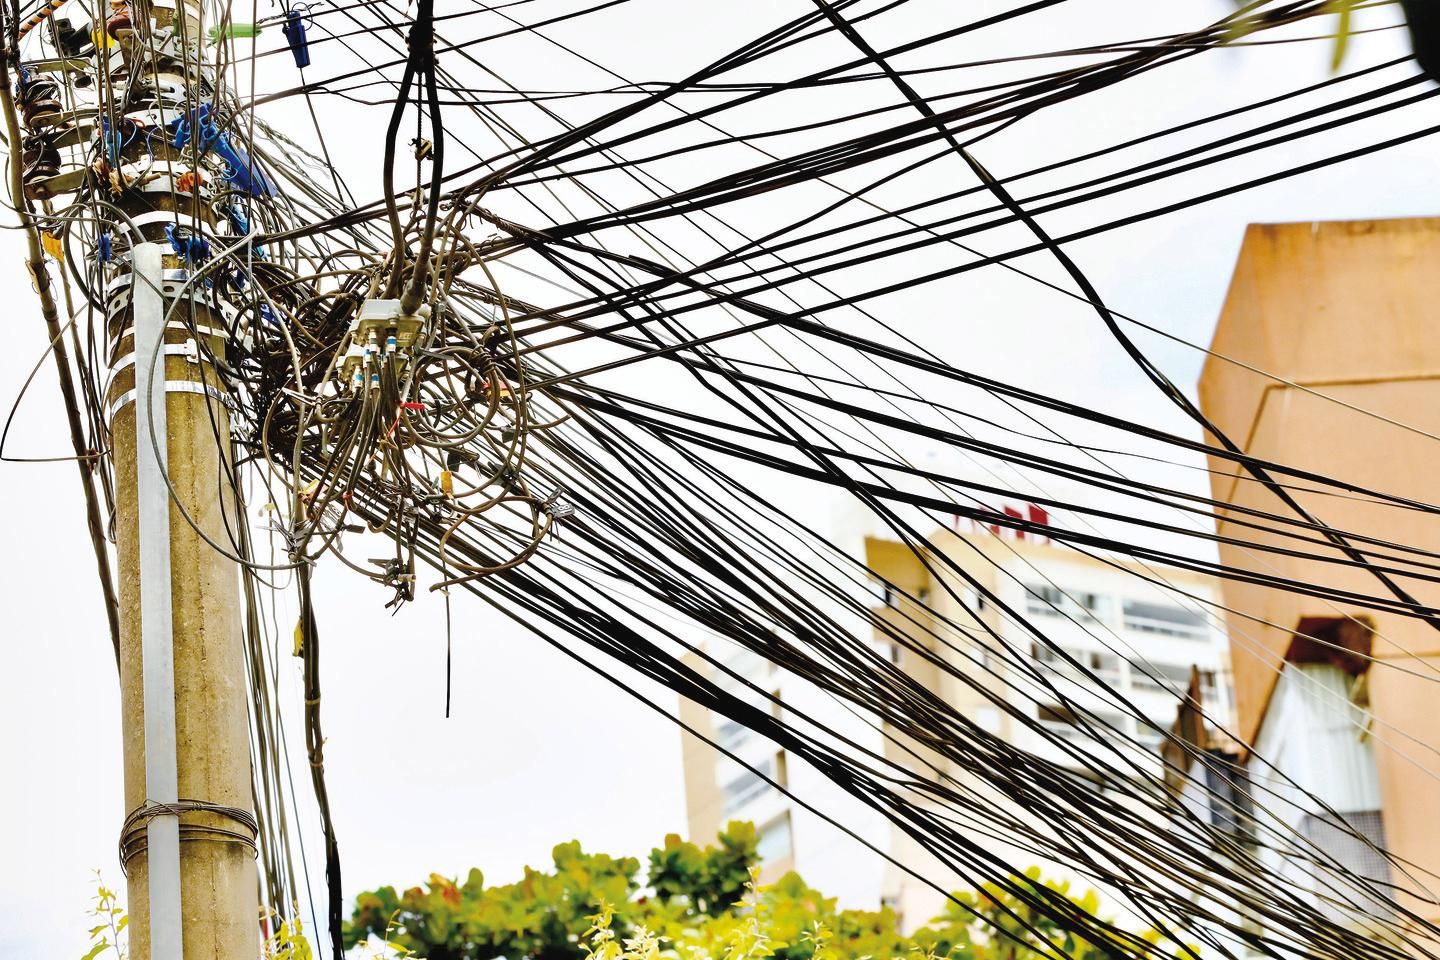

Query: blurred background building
left=861, top=521, right=1235, bottom=928
left=1198, top=216, right=1440, bottom=928
left=677, top=511, right=1236, bottom=931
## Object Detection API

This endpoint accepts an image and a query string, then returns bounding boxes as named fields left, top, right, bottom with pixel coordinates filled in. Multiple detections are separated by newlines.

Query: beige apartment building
left=1200, top=217, right=1440, bottom=927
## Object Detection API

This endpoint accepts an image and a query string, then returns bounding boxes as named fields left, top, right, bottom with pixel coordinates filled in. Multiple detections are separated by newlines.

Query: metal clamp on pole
left=108, top=380, right=232, bottom=421
left=132, top=241, right=185, bottom=960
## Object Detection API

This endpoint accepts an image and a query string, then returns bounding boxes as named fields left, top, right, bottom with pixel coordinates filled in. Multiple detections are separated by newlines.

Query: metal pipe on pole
left=131, top=241, right=184, bottom=960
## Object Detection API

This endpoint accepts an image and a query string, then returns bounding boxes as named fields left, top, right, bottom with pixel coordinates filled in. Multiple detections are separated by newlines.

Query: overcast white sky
left=4, top=0, right=1440, bottom=955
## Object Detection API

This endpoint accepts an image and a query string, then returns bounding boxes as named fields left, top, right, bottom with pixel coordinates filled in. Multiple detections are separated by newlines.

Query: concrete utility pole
left=113, top=241, right=258, bottom=958
left=73, top=0, right=261, bottom=955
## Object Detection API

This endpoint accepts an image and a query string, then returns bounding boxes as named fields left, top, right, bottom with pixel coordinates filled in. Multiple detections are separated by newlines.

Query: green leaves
left=346, top=826, right=1184, bottom=960
left=347, top=839, right=647, bottom=959
left=82, top=872, right=126, bottom=960
left=265, top=917, right=316, bottom=959
left=649, top=821, right=760, bottom=917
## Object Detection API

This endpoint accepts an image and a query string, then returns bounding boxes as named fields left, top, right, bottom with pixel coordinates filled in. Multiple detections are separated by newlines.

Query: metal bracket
left=106, top=267, right=214, bottom=315
left=23, top=167, right=86, bottom=201
left=109, top=379, right=232, bottom=421
left=25, top=56, right=92, bottom=73
left=111, top=319, right=229, bottom=344
left=106, top=341, right=203, bottom=400
left=111, top=340, right=200, bottom=369
left=51, top=120, right=97, bottom=149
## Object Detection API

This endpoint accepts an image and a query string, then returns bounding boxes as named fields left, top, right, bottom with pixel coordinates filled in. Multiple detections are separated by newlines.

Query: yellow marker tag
left=293, top=619, right=304, bottom=657
left=91, top=27, right=115, bottom=48
left=41, top=231, right=63, bottom=260
left=440, top=470, right=453, bottom=497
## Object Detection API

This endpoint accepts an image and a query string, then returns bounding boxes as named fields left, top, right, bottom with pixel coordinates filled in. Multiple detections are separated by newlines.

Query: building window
left=1037, top=703, right=1078, bottom=736
left=1032, top=642, right=1084, bottom=667
left=1122, top=600, right=1208, bottom=640
left=722, top=756, right=774, bottom=814
left=1298, top=810, right=1392, bottom=919
left=757, top=812, right=793, bottom=862
left=713, top=646, right=776, bottom=695
left=1037, top=704, right=1126, bottom=741
left=1129, top=661, right=1196, bottom=692
left=1025, top=584, right=1063, bottom=615
left=1201, top=754, right=1254, bottom=844
left=1025, top=584, right=1101, bottom=620
left=716, top=717, right=750, bottom=752
left=1091, top=651, right=1121, bottom=681
left=975, top=706, right=1001, bottom=733
left=1031, top=644, right=1119, bottom=681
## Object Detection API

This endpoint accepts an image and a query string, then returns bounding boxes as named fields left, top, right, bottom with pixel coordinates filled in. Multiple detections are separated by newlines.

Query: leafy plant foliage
left=345, top=823, right=1186, bottom=960
left=82, top=873, right=127, bottom=960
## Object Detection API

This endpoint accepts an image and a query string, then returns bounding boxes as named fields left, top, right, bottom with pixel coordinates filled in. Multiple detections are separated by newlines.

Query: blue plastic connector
left=165, top=223, right=212, bottom=265
left=223, top=201, right=268, bottom=260
left=168, top=103, right=277, bottom=198
left=282, top=9, right=311, bottom=69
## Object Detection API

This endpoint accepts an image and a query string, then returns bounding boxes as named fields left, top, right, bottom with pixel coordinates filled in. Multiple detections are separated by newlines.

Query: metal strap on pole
left=133, top=241, right=184, bottom=960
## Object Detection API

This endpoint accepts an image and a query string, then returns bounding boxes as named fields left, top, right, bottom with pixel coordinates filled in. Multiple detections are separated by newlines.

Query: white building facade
left=678, top=515, right=1237, bottom=930
left=865, top=522, right=1237, bottom=928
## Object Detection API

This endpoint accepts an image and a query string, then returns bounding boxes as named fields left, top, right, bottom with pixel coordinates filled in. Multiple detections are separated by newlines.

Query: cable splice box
left=341, top=299, right=430, bottom=389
